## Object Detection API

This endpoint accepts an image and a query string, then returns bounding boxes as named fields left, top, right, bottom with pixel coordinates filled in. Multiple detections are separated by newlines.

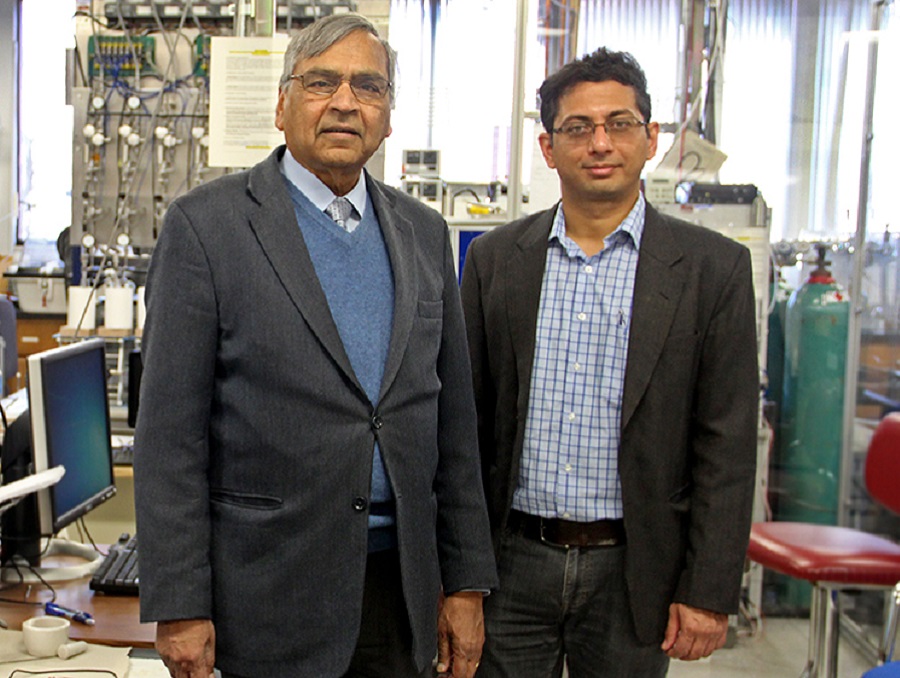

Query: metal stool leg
left=880, top=583, right=900, bottom=664
left=820, top=588, right=841, bottom=678
left=802, top=586, right=827, bottom=678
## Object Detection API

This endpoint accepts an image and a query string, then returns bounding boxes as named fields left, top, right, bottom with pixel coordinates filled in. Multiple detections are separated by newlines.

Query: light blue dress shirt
left=281, top=148, right=367, bottom=232
left=512, top=195, right=645, bottom=522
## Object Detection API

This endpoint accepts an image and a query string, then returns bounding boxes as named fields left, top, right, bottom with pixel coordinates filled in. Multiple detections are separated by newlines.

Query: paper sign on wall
left=209, top=35, right=290, bottom=168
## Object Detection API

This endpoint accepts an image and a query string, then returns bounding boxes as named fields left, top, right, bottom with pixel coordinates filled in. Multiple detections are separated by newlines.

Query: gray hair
left=279, top=13, right=397, bottom=105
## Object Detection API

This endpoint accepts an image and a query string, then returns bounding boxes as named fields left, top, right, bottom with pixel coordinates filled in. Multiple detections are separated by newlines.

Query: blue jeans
left=477, top=529, right=669, bottom=678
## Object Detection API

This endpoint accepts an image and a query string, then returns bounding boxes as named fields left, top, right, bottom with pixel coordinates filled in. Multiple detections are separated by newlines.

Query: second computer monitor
left=28, top=339, right=117, bottom=536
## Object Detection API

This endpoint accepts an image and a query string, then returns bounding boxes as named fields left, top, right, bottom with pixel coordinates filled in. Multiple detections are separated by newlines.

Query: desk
left=0, top=556, right=154, bottom=648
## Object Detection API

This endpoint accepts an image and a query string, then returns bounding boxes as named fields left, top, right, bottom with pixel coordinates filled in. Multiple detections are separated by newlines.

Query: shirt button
left=573, top=362, right=582, bottom=372
left=577, top=312, right=587, bottom=321
left=562, top=512, right=571, bottom=519
left=564, top=464, right=572, bottom=472
left=584, top=265, right=594, bottom=273
left=371, top=415, right=383, bottom=430
left=567, top=412, right=576, bottom=421
left=352, top=497, right=368, bottom=512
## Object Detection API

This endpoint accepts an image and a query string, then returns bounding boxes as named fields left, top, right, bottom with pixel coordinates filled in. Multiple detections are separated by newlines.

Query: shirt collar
left=551, top=193, right=646, bottom=251
left=280, top=147, right=368, bottom=218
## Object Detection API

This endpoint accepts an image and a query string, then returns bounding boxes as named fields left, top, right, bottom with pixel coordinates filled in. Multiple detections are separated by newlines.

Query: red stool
left=748, top=413, right=900, bottom=678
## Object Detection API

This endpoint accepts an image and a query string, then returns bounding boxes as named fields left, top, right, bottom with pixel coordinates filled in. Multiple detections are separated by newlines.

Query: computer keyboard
left=111, top=442, right=135, bottom=465
left=89, top=533, right=139, bottom=595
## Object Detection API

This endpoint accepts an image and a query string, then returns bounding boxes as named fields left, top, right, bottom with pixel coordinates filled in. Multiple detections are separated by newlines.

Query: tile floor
left=667, top=617, right=876, bottom=678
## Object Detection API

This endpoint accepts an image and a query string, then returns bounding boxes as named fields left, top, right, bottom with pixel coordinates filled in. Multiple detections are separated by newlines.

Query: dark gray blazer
left=460, top=203, right=758, bottom=644
left=134, top=146, right=497, bottom=677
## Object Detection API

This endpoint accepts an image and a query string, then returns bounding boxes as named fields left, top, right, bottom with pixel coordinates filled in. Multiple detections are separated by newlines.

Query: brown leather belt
left=507, top=509, right=626, bottom=548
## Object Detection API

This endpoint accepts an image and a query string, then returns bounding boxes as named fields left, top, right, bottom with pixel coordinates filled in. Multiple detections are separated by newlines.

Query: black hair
left=538, top=47, right=652, bottom=132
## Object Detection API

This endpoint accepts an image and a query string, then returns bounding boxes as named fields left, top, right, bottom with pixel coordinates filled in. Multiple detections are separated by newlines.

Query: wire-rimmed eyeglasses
left=289, top=70, right=391, bottom=103
left=551, top=116, right=648, bottom=143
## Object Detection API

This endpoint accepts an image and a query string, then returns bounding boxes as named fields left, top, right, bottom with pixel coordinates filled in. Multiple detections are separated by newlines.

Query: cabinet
left=14, top=313, right=66, bottom=390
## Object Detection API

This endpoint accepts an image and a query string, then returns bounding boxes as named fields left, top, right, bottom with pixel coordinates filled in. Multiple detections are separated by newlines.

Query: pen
left=44, top=602, right=95, bottom=626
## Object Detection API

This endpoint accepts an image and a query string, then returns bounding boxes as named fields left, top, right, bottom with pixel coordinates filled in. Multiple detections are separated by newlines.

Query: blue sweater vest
left=285, top=180, right=396, bottom=545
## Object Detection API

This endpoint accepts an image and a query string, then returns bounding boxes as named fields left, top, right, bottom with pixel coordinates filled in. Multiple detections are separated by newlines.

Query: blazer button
left=352, top=497, right=368, bottom=512
left=371, top=415, right=383, bottom=430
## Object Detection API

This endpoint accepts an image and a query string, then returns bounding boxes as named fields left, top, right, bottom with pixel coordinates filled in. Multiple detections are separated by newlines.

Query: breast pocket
left=410, top=300, right=443, bottom=386
left=416, top=299, right=443, bottom=348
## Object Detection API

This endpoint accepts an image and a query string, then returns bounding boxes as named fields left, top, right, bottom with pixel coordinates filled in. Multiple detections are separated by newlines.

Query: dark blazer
left=460, top=202, right=758, bottom=644
left=134, top=146, right=497, bottom=677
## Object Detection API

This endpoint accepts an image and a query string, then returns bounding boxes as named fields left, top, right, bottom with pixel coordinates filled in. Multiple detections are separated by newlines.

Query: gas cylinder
left=775, top=245, right=850, bottom=611
left=766, top=270, right=792, bottom=515
left=779, top=245, right=850, bottom=526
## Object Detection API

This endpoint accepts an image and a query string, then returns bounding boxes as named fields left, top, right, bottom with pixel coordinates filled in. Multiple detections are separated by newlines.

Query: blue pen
left=45, top=602, right=95, bottom=626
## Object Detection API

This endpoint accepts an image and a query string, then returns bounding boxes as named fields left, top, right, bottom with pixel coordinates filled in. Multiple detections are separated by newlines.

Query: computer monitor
left=127, top=348, right=142, bottom=429
left=453, top=227, right=490, bottom=284
left=0, top=339, right=116, bottom=576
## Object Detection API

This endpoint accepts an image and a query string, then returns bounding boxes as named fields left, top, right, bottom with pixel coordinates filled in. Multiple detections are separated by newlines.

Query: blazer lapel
left=367, top=176, right=417, bottom=403
left=245, top=149, right=363, bottom=396
left=507, top=211, right=554, bottom=392
left=621, top=206, right=685, bottom=429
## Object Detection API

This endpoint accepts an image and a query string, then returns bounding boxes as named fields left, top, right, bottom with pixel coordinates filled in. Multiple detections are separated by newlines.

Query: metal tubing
left=821, top=589, right=841, bottom=678
left=839, top=0, right=889, bottom=528
left=802, top=586, right=825, bottom=678
left=507, top=0, right=529, bottom=221
left=253, top=0, right=276, bottom=37
left=881, top=583, right=900, bottom=663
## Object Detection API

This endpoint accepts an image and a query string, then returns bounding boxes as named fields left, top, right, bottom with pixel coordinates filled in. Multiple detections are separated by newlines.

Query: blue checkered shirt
left=512, top=195, right=645, bottom=521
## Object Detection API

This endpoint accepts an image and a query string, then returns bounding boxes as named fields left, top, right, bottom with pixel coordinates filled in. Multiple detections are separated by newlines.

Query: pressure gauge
left=82, top=233, right=96, bottom=249
left=116, top=232, right=131, bottom=248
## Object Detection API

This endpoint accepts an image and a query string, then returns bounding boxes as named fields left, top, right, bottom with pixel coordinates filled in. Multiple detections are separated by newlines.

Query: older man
left=134, top=14, right=496, bottom=678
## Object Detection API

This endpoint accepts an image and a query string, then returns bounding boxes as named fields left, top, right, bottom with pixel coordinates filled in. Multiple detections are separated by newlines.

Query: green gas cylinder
left=774, top=246, right=849, bottom=611
left=779, top=246, right=849, bottom=526
left=766, top=272, right=792, bottom=516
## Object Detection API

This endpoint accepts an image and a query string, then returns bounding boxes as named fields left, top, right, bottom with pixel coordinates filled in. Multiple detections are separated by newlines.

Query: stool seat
left=749, top=522, right=900, bottom=586
left=748, top=414, right=900, bottom=677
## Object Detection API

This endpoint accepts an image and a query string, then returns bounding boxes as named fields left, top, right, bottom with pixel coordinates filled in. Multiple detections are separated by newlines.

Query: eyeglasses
left=551, top=116, right=648, bottom=142
left=289, top=70, right=391, bottom=103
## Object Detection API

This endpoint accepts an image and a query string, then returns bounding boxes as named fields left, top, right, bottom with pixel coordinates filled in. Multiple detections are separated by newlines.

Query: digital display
left=31, top=340, right=115, bottom=532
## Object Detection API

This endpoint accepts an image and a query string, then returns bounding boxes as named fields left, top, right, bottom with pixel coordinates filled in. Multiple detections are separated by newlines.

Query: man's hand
left=661, top=603, right=727, bottom=661
left=156, top=618, right=216, bottom=678
left=436, top=591, right=485, bottom=678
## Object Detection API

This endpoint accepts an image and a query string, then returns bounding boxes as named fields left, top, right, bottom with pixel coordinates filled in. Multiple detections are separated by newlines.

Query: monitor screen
left=28, top=339, right=116, bottom=535
left=456, top=228, right=488, bottom=284
left=127, top=348, right=142, bottom=429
